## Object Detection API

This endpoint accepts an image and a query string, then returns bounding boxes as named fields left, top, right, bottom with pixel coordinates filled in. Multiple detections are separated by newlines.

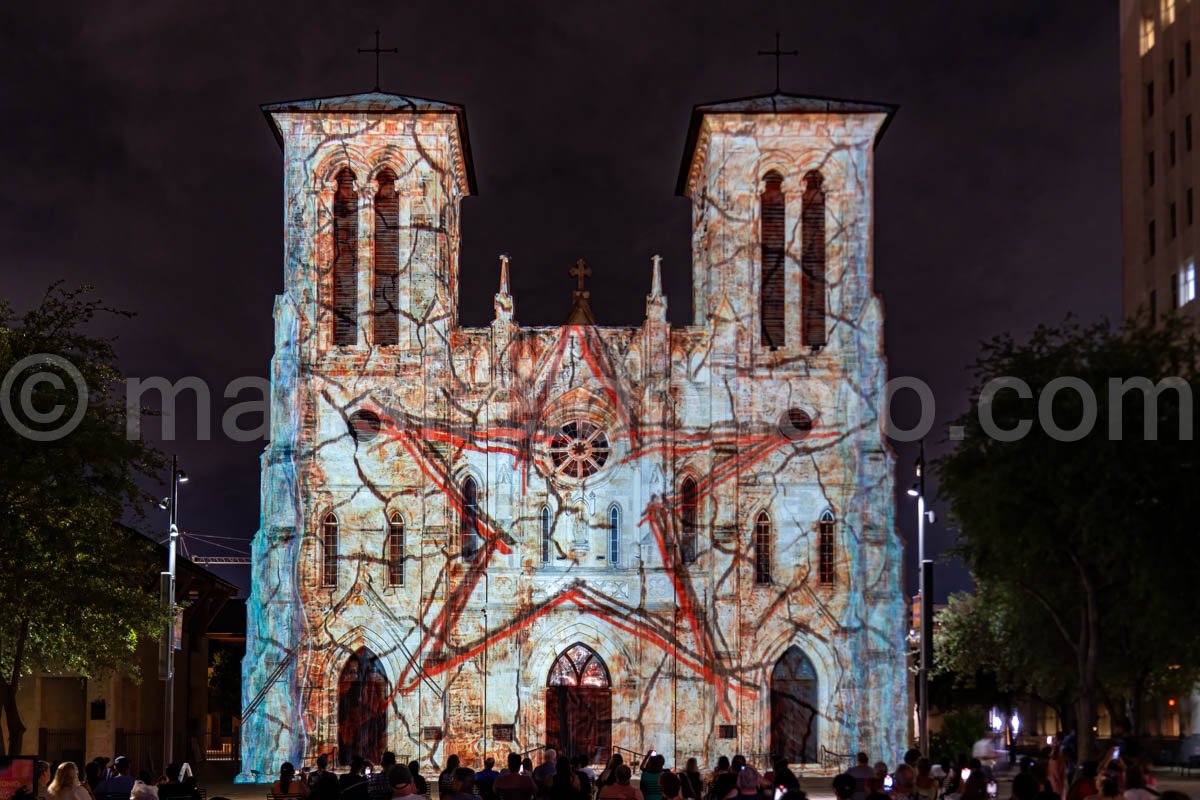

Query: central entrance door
left=545, top=643, right=612, bottom=763
left=337, top=647, right=388, bottom=765
left=770, top=644, right=819, bottom=763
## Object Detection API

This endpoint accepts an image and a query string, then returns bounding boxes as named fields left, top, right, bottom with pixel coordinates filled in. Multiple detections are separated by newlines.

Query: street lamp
left=160, top=456, right=187, bottom=770
left=912, top=440, right=934, bottom=758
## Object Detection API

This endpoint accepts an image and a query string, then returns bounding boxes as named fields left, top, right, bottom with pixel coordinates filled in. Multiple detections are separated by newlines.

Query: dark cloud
left=0, top=1, right=1119, bottom=597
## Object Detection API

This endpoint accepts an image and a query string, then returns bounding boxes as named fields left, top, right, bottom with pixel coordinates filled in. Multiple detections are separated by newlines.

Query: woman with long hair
left=47, top=763, right=91, bottom=800
left=272, top=762, right=310, bottom=797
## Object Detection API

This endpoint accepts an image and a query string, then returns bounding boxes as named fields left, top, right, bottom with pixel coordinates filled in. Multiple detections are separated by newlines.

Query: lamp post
left=907, top=440, right=933, bottom=758
left=159, top=456, right=188, bottom=770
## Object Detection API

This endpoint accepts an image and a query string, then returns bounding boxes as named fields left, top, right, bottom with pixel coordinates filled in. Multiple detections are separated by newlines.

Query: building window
left=1172, top=273, right=1180, bottom=308
left=1181, top=260, right=1197, bottom=306
left=680, top=476, right=699, bottom=564
left=1142, top=14, right=1156, bottom=55
left=374, top=167, right=400, bottom=346
left=492, top=724, right=515, bottom=742
left=1187, top=40, right=1193, bottom=76
left=387, top=512, right=405, bottom=587
left=754, top=511, right=772, bottom=585
left=1150, top=220, right=1157, bottom=258
left=802, top=170, right=828, bottom=348
left=760, top=170, right=787, bottom=349
left=818, top=511, right=836, bottom=586
left=1149, top=151, right=1156, bottom=187
left=1163, top=0, right=1176, bottom=28
left=609, top=505, right=621, bottom=566
left=718, top=725, right=738, bottom=740
left=1171, top=59, right=1178, bottom=95
left=333, top=167, right=359, bottom=346
left=321, top=513, right=339, bottom=588
left=1171, top=131, right=1177, bottom=166
left=1148, top=81, right=1156, bottom=117
left=461, top=476, right=480, bottom=561
left=1172, top=201, right=1179, bottom=239
left=541, top=505, right=552, bottom=564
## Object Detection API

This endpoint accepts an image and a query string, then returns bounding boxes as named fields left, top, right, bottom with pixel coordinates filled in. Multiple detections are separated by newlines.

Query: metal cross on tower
left=757, top=31, right=798, bottom=93
left=358, top=29, right=399, bottom=92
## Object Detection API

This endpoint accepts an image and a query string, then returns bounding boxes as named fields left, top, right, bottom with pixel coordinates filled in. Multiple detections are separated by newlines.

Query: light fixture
left=907, top=484, right=919, bottom=497
left=158, top=497, right=170, bottom=510
left=178, top=471, right=189, bottom=484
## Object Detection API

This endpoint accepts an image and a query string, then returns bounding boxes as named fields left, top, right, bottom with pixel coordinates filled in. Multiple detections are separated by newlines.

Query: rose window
left=548, top=419, right=611, bottom=479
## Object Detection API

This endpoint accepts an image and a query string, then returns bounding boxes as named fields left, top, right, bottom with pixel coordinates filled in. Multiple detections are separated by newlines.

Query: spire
left=494, top=253, right=514, bottom=322
left=646, top=254, right=667, bottom=322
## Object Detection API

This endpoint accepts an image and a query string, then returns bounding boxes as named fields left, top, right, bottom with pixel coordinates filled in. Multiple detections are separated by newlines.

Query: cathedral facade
left=238, top=87, right=907, bottom=781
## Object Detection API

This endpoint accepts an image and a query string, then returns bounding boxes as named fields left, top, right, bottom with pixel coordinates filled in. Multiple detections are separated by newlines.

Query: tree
left=0, top=284, right=166, bottom=754
left=936, top=313, right=1200, bottom=760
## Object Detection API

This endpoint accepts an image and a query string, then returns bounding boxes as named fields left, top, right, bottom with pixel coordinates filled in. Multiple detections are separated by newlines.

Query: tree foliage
left=0, top=284, right=166, bottom=754
left=936, top=313, right=1200, bottom=759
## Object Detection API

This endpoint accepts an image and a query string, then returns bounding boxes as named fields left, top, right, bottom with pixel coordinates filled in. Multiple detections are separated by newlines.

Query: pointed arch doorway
left=545, top=643, right=612, bottom=763
left=770, top=645, right=819, bottom=763
left=337, top=647, right=388, bottom=765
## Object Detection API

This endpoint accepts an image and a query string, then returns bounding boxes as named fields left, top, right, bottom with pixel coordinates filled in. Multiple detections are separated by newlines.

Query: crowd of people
left=17, top=757, right=204, bottom=800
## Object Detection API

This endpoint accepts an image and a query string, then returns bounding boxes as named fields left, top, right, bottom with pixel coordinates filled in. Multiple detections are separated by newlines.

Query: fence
left=38, top=728, right=85, bottom=765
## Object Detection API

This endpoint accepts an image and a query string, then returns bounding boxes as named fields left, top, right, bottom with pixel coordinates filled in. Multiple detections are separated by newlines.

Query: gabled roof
left=261, top=90, right=477, bottom=194
left=675, top=91, right=898, bottom=196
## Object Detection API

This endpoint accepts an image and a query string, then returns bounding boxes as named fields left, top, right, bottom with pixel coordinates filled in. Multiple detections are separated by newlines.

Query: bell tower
left=676, top=92, right=894, bottom=355
left=262, top=91, right=476, bottom=355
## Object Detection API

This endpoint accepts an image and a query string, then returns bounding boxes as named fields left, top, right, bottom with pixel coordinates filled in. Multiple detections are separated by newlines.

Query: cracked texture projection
left=238, top=91, right=906, bottom=782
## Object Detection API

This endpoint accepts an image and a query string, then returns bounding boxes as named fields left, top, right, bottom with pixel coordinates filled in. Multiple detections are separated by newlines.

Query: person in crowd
left=1067, top=763, right=1100, bottom=800
left=681, top=759, right=703, bottom=800
left=82, top=763, right=102, bottom=796
left=309, top=755, right=332, bottom=788
left=661, top=773, right=684, bottom=800
left=532, top=751, right=558, bottom=792
left=709, top=758, right=737, bottom=800
left=844, top=753, right=873, bottom=800
left=96, top=757, right=135, bottom=800
left=548, top=757, right=582, bottom=800
left=478, top=758, right=501, bottom=800
left=129, top=781, right=158, bottom=800
left=1047, top=744, right=1068, bottom=800
left=338, top=758, right=369, bottom=800
left=914, top=758, right=938, bottom=800
left=960, top=759, right=989, bottom=800
left=893, top=751, right=919, bottom=799
left=724, top=766, right=762, bottom=800
left=439, top=756, right=462, bottom=799
left=1098, top=780, right=1121, bottom=800
left=407, top=761, right=428, bottom=796
left=572, top=757, right=593, bottom=798
left=1013, top=760, right=1040, bottom=800
left=599, top=756, right=624, bottom=789
left=523, top=760, right=535, bottom=779
left=447, top=769, right=477, bottom=800
left=388, top=765, right=420, bottom=800
left=640, top=754, right=665, bottom=800
left=772, top=758, right=800, bottom=800
left=157, top=763, right=198, bottom=800
left=272, top=762, right=309, bottom=798
left=598, top=766, right=643, bottom=800
left=496, top=754, right=538, bottom=800
left=48, top=763, right=91, bottom=800
left=832, top=774, right=856, bottom=800
left=867, top=763, right=889, bottom=799
left=371, top=754, right=398, bottom=800
left=1122, top=769, right=1155, bottom=800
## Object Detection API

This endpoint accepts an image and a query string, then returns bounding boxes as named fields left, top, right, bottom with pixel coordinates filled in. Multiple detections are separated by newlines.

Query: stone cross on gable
left=570, top=258, right=592, bottom=292
left=757, top=30, right=798, bottom=94
left=358, top=29, right=399, bottom=92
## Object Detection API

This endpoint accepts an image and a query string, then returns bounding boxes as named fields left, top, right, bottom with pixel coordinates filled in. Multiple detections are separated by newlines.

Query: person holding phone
left=640, top=754, right=665, bottom=800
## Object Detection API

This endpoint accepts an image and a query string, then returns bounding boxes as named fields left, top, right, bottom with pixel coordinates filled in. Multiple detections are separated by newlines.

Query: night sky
left=0, top=2, right=1119, bottom=599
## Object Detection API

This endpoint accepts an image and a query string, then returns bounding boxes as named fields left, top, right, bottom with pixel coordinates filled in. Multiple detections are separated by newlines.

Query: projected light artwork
left=237, top=88, right=906, bottom=781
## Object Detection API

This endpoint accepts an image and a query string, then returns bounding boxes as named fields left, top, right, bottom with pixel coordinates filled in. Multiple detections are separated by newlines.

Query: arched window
left=541, top=505, right=552, bottom=564
left=802, top=170, right=827, bottom=348
left=461, top=477, right=480, bottom=561
left=609, top=505, right=621, bottom=566
left=373, top=168, right=400, bottom=346
left=387, top=512, right=405, bottom=587
left=818, top=510, right=835, bottom=586
left=760, top=170, right=787, bottom=349
left=754, top=511, right=772, bottom=585
left=680, top=476, right=699, bottom=564
left=333, top=167, right=359, bottom=346
left=321, top=512, right=339, bottom=588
